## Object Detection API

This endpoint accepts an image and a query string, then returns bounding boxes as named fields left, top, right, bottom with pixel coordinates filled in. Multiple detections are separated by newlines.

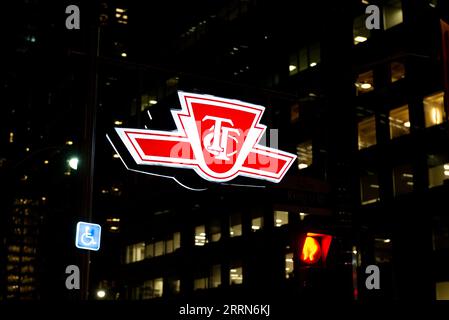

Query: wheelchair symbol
left=76, top=222, right=101, bottom=251
left=80, top=226, right=96, bottom=246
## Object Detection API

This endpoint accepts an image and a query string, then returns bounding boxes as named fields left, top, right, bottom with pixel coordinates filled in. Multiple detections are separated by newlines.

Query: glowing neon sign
left=112, top=92, right=296, bottom=184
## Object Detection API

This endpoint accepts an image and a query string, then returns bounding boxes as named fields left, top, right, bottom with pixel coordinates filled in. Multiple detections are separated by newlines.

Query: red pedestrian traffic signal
left=301, top=236, right=321, bottom=264
left=299, top=233, right=332, bottom=266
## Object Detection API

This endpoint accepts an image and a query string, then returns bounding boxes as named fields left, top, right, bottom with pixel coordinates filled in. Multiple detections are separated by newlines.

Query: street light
left=68, top=157, right=79, bottom=170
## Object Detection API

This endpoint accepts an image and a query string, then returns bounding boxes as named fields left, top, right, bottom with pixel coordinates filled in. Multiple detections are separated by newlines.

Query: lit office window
left=21, top=265, right=34, bottom=273
left=229, top=267, right=243, bottom=285
left=106, top=217, right=120, bottom=233
left=195, top=225, right=207, bottom=246
left=173, top=232, right=181, bottom=250
left=429, top=164, right=449, bottom=188
left=155, top=241, right=165, bottom=256
left=144, top=233, right=180, bottom=259
left=145, top=243, right=154, bottom=259
left=8, top=254, right=19, bottom=263
left=126, top=242, right=145, bottom=263
left=296, top=141, right=312, bottom=170
left=285, top=253, right=294, bottom=279
left=383, top=0, right=403, bottom=30
left=436, top=282, right=449, bottom=300
left=115, top=8, right=128, bottom=25
left=210, top=264, right=221, bottom=288
left=274, top=210, right=288, bottom=227
left=209, top=220, right=221, bottom=242
left=391, top=61, right=405, bottom=82
left=8, top=285, right=19, bottom=293
left=358, top=116, right=376, bottom=149
left=194, top=278, right=208, bottom=290
left=7, top=274, right=19, bottom=282
left=8, top=246, right=20, bottom=253
left=229, top=214, right=242, bottom=237
left=165, top=239, right=174, bottom=254
left=355, top=70, right=374, bottom=95
left=360, top=170, right=380, bottom=205
left=353, top=14, right=370, bottom=44
left=389, top=105, right=410, bottom=139
left=143, top=278, right=163, bottom=299
left=153, top=278, right=163, bottom=298
left=424, top=92, right=446, bottom=128
left=251, top=217, right=263, bottom=232
left=427, top=155, right=449, bottom=188
left=22, top=275, right=35, bottom=284
left=22, top=256, right=34, bottom=263
left=393, top=164, right=414, bottom=196
left=289, top=53, right=298, bottom=75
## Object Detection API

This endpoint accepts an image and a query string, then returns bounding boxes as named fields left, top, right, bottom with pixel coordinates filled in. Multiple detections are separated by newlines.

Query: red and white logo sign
left=114, top=92, right=296, bottom=183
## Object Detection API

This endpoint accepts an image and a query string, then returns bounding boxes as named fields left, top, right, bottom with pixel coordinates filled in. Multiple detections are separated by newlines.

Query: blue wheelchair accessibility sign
left=75, top=221, right=101, bottom=251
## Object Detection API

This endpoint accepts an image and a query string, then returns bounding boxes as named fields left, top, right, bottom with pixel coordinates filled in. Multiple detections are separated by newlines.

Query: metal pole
left=81, top=25, right=100, bottom=300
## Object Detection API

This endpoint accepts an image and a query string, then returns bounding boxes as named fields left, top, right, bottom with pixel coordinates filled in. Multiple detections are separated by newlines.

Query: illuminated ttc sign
left=75, top=221, right=101, bottom=251
left=114, top=92, right=296, bottom=183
